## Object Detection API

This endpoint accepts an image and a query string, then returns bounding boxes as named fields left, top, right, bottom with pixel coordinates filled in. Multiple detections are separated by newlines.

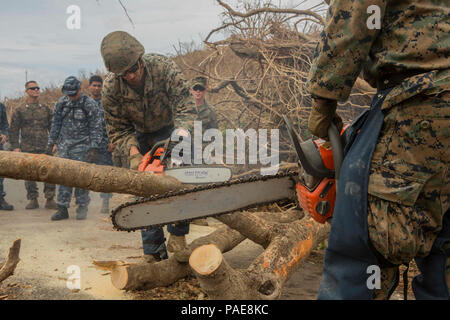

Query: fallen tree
left=190, top=214, right=330, bottom=299
left=0, top=151, right=182, bottom=197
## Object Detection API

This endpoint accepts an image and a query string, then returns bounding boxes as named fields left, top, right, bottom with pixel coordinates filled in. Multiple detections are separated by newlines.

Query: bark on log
left=0, top=239, right=21, bottom=283
left=190, top=217, right=330, bottom=299
left=0, top=151, right=182, bottom=197
left=106, top=209, right=305, bottom=291
left=109, top=225, right=245, bottom=291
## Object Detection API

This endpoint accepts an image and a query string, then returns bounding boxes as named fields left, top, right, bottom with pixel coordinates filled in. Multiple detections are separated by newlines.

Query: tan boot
left=191, top=218, right=208, bottom=226
left=166, top=234, right=187, bottom=253
left=141, top=254, right=161, bottom=264
left=26, top=198, right=39, bottom=210
left=45, top=198, right=58, bottom=210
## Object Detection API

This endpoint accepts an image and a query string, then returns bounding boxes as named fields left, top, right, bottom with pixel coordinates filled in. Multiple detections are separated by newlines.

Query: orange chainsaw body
left=295, top=138, right=337, bottom=224
left=138, top=146, right=166, bottom=174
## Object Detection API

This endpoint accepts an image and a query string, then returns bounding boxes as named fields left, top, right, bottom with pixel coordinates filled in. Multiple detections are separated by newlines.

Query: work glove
left=45, top=144, right=54, bottom=156
left=308, top=98, right=343, bottom=139
left=129, top=153, right=144, bottom=171
left=86, top=148, right=99, bottom=164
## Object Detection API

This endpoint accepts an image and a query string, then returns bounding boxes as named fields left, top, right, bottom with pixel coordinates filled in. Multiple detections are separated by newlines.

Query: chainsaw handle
left=327, top=123, right=343, bottom=180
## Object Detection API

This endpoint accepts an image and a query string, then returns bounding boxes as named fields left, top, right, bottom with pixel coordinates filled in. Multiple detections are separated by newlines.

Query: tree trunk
left=190, top=216, right=330, bottom=299
left=0, top=239, right=21, bottom=283
left=0, top=151, right=182, bottom=197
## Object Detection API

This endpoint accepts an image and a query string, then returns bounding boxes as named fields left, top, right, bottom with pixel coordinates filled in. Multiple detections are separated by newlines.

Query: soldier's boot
left=191, top=218, right=209, bottom=226
left=76, top=205, right=88, bottom=220
left=0, top=198, right=14, bottom=211
left=51, top=205, right=69, bottom=221
left=26, top=198, right=39, bottom=210
left=141, top=253, right=162, bottom=264
left=45, top=198, right=58, bottom=210
left=166, top=234, right=187, bottom=253
left=100, top=198, right=109, bottom=214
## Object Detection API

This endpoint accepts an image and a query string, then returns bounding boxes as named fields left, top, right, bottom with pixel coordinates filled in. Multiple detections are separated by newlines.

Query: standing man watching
left=307, top=1, right=449, bottom=299
left=190, top=76, right=218, bottom=132
left=100, top=31, right=196, bottom=263
left=87, top=75, right=114, bottom=214
left=9, top=81, right=58, bottom=210
left=46, top=76, right=103, bottom=221
left=189, top=76, right=218, bottom=226
left=0, top=100, right=13, bottom=211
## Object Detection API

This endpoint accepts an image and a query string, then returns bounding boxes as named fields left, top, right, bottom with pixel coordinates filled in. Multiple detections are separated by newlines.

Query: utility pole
left=25, top=70, right=28, bottom=82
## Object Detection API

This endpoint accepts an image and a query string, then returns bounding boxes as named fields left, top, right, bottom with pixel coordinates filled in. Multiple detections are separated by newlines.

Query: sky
left=0, top=0, right=325, bottom=99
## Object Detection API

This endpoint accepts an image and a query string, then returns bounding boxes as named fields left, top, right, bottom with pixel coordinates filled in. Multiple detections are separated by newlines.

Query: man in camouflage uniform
left=189, top=76, right=219, bottom=226
left=100, top=31, right=198, bottom=263
left=0, top=100, right=13, bottom=211
left=190, top=76, right=218, bottom=132
left=46, top=76, right=103, bottom=221
left=10, top=81, right=58, bottom=210
left=87, top=75, right=114, bottom=214
left=306, top=1, right=449, bottom=299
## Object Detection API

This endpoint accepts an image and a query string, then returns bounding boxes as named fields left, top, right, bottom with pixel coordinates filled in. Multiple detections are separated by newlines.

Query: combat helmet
left=100, top=31, right=144, bottom=75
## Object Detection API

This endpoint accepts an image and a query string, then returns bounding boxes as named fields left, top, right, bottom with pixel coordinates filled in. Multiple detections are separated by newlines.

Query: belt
left=376, top=69, right=427, bottom=91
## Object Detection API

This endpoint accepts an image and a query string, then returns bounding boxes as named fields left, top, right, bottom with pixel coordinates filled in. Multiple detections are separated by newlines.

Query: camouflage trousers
left=23, top=149, right=56, bottom=200
left=367, top=91, right=450, bottom=298
left=56, top=146, right=90, bottom=208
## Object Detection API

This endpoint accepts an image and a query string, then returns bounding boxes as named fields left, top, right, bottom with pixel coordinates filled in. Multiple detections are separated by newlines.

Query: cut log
left=0, top=151, right=182, bottom=197
left=189, top=244, right=254, bottom=299
left=108, top=209, right=306, bottom=291
left=108, top=224, right=245, bottom=291
left=190, top=217, right=330, bottom=299
left=0, top=239, right=21, bottom=283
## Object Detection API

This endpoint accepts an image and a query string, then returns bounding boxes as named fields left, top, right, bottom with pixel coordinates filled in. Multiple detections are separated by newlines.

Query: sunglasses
left=120, top=61, right=140, bottom=77
left=27, top=87, right=40, bottom=91
left=192, top=85, right=205, bottom=92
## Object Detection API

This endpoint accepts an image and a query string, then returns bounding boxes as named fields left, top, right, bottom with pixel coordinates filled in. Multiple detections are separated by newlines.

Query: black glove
left=86, top=148, right=99, bottom=163
left=45, top=144, right=54, bottom=156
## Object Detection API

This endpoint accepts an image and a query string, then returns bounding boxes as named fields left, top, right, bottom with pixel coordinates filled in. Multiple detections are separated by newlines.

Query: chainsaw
left=111, top=118, right=344, bottom=231
left=138, top=138, right=232, bottom=184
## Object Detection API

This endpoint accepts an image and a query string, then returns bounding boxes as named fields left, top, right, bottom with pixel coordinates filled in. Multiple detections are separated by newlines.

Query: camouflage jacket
left=9, top=102, right=53, bottom=152
left=102, top=53, right=196, bottom=155
left=307, top=0, right=450, bottom=102
left=0, top=102, right=8, bottom=136
left=92, top=97, right=111, bottom=151
left=48, top=94, right=103, bottom=150
left=192, top=101, right=218, bottom=131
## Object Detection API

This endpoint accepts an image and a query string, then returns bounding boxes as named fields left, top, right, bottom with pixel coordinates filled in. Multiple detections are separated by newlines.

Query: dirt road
left=0, top=177, right=326, bottom=300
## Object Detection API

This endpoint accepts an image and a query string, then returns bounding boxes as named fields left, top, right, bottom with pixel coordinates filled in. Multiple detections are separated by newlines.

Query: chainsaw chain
left=111, top=167, right=299, bottom=232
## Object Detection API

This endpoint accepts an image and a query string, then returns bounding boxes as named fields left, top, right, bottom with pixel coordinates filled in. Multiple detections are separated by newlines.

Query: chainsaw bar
left=111, top=167, right=298, bottom=232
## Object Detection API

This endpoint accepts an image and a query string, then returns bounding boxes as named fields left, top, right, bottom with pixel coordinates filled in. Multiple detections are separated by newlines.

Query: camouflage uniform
left=193, top=101, right=218, bottom=133
left=48, top=94, right=103, bottom=209
left=102, top=47, right=197, bottom=258
left=92, top=98, right=113, bottom=201
left=307, top=0, right=449, bottom=299
left=102, top=53, right=196, bottom=155
left=9, top=102, right=56, bottom=200
left=0, top=102, right=9, bottom=200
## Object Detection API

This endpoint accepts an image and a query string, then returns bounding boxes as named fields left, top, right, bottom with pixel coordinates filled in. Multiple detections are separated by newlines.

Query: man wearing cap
left=190, top=76, right=218, bottom=132
left=46, top=76, right=103, bottom=221
left=10, top=80, right=58, bottom=210
left=87, top=75, right=114, bottom=214
left=189, top=76, right=218, bottom=226
left=100, top=31, right=197, bottom=263
left=0, top=100, right=14, bottom=211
